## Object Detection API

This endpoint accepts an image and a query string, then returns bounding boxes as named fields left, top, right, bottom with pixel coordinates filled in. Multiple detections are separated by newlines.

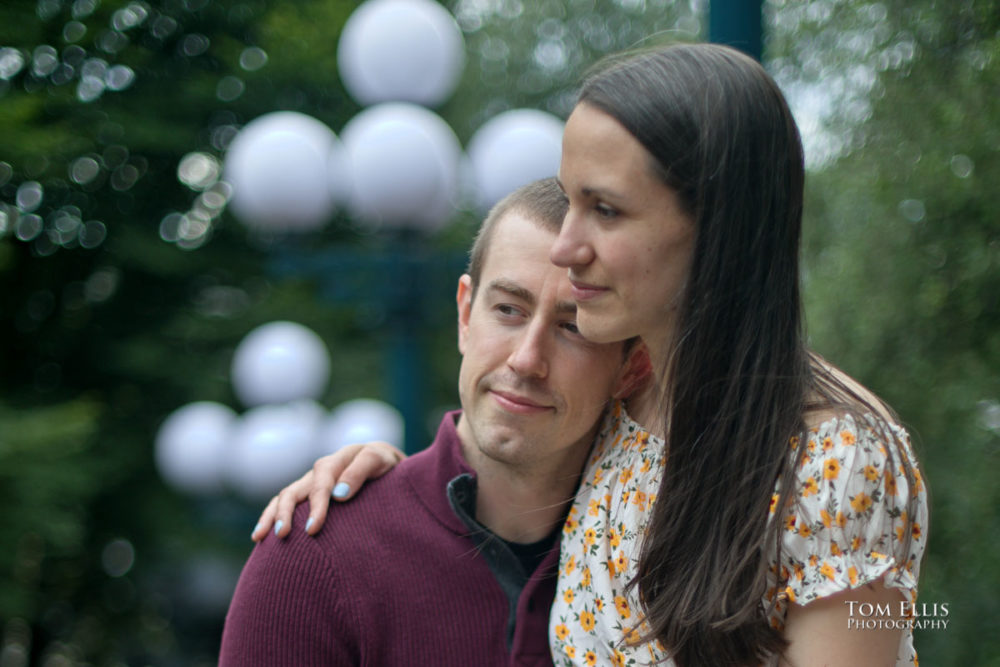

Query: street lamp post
left=709, top=0, right=764, bottom=61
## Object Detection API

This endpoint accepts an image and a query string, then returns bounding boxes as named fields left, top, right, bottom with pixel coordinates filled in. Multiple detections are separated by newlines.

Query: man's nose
left=506, top=322, right=549, bottom=379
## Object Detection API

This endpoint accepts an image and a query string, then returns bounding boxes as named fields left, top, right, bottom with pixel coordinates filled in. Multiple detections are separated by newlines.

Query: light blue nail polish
left=274, top=520, right=284, bottom=536
left=333, top=482, right=351, bottom=499
left=305, top=517, right=315, bottom=533
left=253, top=523, right=262, bottom=536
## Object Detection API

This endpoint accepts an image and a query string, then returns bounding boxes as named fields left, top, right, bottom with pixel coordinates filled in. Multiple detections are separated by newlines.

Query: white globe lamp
left=337, top=0, right=465, bottom=107
left=223, top=111, right=344, bottom=231
left=341, top=103, right=462, bottom=231
left=154, top=401, right=236, bottom=495
left=466, top=109, right=564, bottom=211
left=318, top=398, right=405, bottom=455
left=226, top=400, right=326, bottom=502
left=231, top=321, right=331, bottom=408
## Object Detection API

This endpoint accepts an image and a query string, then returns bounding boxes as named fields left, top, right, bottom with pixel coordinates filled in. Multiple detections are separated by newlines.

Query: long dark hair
left=578, top=44, right=918, bottom=665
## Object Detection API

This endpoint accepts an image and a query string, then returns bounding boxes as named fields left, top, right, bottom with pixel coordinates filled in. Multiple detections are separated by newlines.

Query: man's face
left=455, top=211, right=633, bottom=472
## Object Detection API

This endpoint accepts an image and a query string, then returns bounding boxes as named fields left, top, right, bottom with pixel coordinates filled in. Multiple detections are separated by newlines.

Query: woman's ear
left=612, top=341, right=652, bottom=400
left=456, top=274, right=474, bottom=355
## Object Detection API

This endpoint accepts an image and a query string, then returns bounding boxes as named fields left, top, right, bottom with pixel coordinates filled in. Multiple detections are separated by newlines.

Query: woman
left=253, top=44, right=927, bottom=666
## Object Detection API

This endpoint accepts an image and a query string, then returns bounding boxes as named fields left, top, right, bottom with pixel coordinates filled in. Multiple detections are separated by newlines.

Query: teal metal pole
left=708, top=0, right=763, bottom=61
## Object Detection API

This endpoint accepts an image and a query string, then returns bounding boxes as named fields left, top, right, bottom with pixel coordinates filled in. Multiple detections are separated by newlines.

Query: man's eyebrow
left=486, top=278, right=577, bottom=315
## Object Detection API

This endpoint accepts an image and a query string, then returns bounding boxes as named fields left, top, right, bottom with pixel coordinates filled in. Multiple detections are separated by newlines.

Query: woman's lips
left=490, top=390, right=552, bottom=414
left=569, top=279, right=608, bottom=302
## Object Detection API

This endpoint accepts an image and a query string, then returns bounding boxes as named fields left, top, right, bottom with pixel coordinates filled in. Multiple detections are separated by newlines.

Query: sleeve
left=772, top=415, right=928, bottom=607
left=218, top=519, right=358, bottom=666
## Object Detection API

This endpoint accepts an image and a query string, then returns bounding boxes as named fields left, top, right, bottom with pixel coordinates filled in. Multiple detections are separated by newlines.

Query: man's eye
left=561, top=321, right=582, bottom=336
left=595, top=203, right=619, bottom=219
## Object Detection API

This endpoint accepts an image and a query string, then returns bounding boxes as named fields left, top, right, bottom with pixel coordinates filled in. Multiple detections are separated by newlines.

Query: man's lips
left=489, top=389, right=553, bottom=414
left=568, top=278, right=608, bottom=301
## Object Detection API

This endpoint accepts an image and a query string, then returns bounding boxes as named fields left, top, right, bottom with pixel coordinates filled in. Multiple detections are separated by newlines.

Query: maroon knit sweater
left=218, top=411, right=559, bottom=666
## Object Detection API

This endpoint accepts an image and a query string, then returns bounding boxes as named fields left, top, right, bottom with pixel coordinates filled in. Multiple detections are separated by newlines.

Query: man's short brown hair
left=465, top=177, right=568, bottom=293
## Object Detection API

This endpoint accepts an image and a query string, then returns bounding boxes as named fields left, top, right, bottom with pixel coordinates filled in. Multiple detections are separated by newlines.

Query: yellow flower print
left=914, top=468, right=923, bottom=494
left=841, top=430, right=856, bottom=446
left=620, top=467, right=634, bottom=484
left=563, top=517, right=579, bottom=534
left=809, top=554, right=819, bottom=567
left=831, top=541, right=842, bottom=556
left=836, top=511, right=847, bottom=528
left=615, top=595, right=631, bottom=619
left=563, top=588, right=575, bottom=604
left=823, top=457, right=840, bottom=480
left=863, top=465, right=879, bottom=482
left=580, top=610, right=596, bottom=632
left=624, top=627, right=642, bottom=645
left=848, top=566, right=858, bottom=586
left=819, top=562, right=836, bottom=580
left=784, top=514, right=797, bottom=532
left=822, top=436, right=834, bottom=451
left=581, top=566, right=592, bottom=588
left=588, top=498, right=601, bottom=517
left=807, top=439, right=817, bottom=453
left=584, top=650, right=598, bottom=666
left=793, top=562, right=804, bottom=580
left=564, top=645, right=576, bottom=659
left=633, top=490, right=649, bottom=511
left=784, top=585, right=797, bottom=603
left=593, top=468, right=604, bottom=485
left=555, top=623, right=570, bottom=641
left=607, top=557, right=617, bottom=575
left=850, top=492, right=873, bottom=514
left=565, top=555, right=576, bottom=575
left=912, top=523, right=923, bottom=540
left=801, top=476, right=819, bottom=497
left=820, top=509, right=832, bottom=528
left=851, top=536, right=862, bottom=551
left=584, top=528, right=597, bottom=547
left=789, top=435, right=800, bottom=449
left=621, top=490, right=632, bottom=505
left=595, top=597, right=605, bottom=612
left=798, top=523, right=813, bottom=538
left=640, top=457, right=652, bottom=473
left=614, top=551, right=629, bottom=574
left=612, top=649, right=626, bottom=667
left=769, top=493, right=780, bottom=515
left=609, top=528, right=621, bottom=548
left=883, top=470, right=898, bottom=496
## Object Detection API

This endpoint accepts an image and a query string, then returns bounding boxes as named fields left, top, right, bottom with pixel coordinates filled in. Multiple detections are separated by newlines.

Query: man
left=218, top=179, right=647, bottom=666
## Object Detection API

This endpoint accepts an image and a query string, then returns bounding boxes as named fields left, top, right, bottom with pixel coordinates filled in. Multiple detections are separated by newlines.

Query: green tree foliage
left=777, top=0, right=1000, bottom=663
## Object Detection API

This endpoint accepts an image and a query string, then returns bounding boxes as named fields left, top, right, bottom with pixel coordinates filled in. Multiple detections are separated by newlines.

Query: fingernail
left=274, top=520, right=284, bottom=536
left=305, top=517, right=315, bottom=533
left=253, top=523, right=262, bottom=536
left=333, top=482, right=350, bottom=499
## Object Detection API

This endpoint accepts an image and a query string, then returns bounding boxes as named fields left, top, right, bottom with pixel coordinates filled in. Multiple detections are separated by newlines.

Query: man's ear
left=612, top=341, right=652, bottom=400
left=456, top=274, right=474, bottom=355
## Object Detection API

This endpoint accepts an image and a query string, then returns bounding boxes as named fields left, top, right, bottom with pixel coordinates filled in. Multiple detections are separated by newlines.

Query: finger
left=302, top=457, right=343, bottom=535
left=273, top=473, right=315, bottom=539
left=332, top=445, right=404, bottom=502
left=252, top=496, right=279, bottom=542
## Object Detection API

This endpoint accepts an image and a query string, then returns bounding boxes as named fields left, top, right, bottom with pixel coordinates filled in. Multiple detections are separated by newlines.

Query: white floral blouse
left=550, top=400, right=927, bottom=666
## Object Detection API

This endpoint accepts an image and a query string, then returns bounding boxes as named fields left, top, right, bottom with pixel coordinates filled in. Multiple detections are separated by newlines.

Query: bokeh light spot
left=16, top=181, right=44, bottom=212
left=0, top=48, right=26, bottom=80
left=101, top=539, right=136, bottom=578
left=177, top=152, right=221, bottom=191
left=239, top=46, right=268, bottom=71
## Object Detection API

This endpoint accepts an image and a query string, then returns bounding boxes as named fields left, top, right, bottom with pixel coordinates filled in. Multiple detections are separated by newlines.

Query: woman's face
left=551, top=102, right=695, bottom=356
